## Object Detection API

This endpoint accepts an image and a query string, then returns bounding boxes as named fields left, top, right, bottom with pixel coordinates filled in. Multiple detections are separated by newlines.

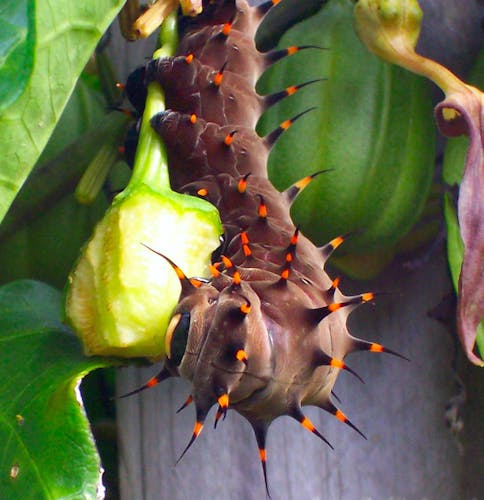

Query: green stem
left=124, top=13, right=178, bottom=193
left=394, top=47, right=472, bottom=97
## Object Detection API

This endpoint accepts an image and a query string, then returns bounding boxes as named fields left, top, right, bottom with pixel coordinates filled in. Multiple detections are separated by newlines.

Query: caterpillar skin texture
left=125, top=0, right=405, bottom=490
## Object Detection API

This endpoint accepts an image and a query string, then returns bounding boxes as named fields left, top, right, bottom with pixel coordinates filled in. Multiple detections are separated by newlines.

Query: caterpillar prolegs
left=122, top=0, right=406, bottom=492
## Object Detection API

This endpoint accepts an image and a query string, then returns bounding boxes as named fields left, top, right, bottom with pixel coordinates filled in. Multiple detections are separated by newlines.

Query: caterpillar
left=121, top=0, right=406, bottom=493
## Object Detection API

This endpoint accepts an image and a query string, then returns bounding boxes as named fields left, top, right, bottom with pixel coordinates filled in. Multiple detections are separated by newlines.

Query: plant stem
left=124, top=13, right=178, bottom=194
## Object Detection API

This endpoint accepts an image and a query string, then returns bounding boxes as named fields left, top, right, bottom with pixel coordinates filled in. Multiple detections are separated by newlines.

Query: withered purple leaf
left=436, top=91, right=484, bottom=366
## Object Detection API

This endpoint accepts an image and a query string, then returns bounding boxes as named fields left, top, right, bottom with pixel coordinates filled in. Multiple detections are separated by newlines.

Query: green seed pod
left=66, top=186, right=221, bottom=358
left=258, top=0, right=435, bottom=278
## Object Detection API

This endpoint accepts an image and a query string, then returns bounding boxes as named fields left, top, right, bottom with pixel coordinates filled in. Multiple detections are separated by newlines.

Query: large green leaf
left=256, top=0, right=328, bottom=50
left=258, top=0, right=435, bottom=264
left=0, top=0, right=125, bottom=223
left=0, top=80, right=118, bottom=289
left=0, top=280, right=115, bottom=498
left=0, top=0, right=35, bottom=112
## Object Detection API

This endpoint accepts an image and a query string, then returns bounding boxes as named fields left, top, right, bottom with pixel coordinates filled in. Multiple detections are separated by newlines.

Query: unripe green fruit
left=66, top=186, right=221, bottom=358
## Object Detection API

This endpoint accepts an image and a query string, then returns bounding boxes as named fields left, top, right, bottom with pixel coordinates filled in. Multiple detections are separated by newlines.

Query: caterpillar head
left=167, top=281, right=272, bottom=417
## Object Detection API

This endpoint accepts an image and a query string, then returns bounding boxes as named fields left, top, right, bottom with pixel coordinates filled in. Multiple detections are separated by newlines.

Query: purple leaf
left=436, top=90, right=484, bottom=366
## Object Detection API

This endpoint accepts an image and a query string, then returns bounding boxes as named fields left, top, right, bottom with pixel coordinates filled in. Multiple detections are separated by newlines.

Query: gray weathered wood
left=116, top=252, right=481, bottom=499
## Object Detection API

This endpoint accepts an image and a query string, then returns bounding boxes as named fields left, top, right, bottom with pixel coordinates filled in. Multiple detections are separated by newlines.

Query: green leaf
left=0, top=80, right=114, bottom=288
left=0, top=0, right=125, bottom=223
left=0, top=280, right=115, bottom=498
left=38, top=77, right=107, bottom=165
left=258, top=0, right=435, bottom=259
left=443, top=193, right=464, bottom=292
left=256, top=0, right=328, bottom=51
left=0, top=0, right=35, bottom=112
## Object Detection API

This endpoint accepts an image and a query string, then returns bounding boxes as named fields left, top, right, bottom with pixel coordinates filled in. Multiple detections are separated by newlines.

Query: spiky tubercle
left=122, top=0, right=407, bottom=490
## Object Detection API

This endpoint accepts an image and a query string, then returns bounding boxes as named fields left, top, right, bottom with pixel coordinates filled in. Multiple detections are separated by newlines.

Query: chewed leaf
left=0, top=280, right=116, bottom=497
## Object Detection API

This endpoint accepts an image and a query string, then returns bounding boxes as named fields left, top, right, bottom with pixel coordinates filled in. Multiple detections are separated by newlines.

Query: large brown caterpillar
left=122, top=0, right=406, bottom=492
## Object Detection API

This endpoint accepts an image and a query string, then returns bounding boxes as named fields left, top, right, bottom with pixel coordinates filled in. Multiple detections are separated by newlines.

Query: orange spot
left=214, top=70, right=224, bottom=86
left=236, top=349, right=248, bottom=363
left=197, top=188, right=208, bottom=196
left=258, top=200, right=267, bottom=218
left=335, top=409, right=347, bottom=423
left=243, top=244, right=252, bottom=257
left=295, top=175, right=312, bottom=190
left=272, top=0, right=281, bottom=5
left=189, top=278, right=203, bottom=288
left=332, top=277, right=340, bottom=289
left=115, top=82, right=125, bottom=89
left=238, top=174, right=250, bottom=193
left=240, top=232, right=249, bottom=245
left=238, top=179, right=247, bottom=193
left=233, top=271, right=241, bottom=285
left=218, top=393, right=229, bottom=409
left=259, top=448, right=267, bottom=462
left=285, top=253, right=293, bottom=263
left=370, top=343, right=384, bottom=353
left=224, top=132, right=235, bottom=146
left=286, top=85, right=297, bottom=96
left=280, top=269, right=290, bottom=280
left=240, top=303, right=251, bottom=314
left=287, top=46, right=299, bottom=55
left=328, top=302, right=342, bottom=313
left=361, top=292, right=374, bottom=302
left=222, top=21, right=232, bottom=36
left=147, top=377, right=158, bottom=388
left=330, top=235, right=344, bottom=249
left=301, top=416, right=315, bottom=432
left=193, top=421, right=203, bottom=437
left=174, top=266, right=186, bottom=280
left=209, top=264, right=221, bottom=278
left=281, top=119, right=292, bottom=130
left=185, top=53, right=194, bottom=64
left=221, top=255, right=233, bottom=268
left=290, top=232, right=299, bottom=245
left=330, top=358, right=345, bottom=369
left=190, top=114, right=197, bottom=124
left=118, top=146, right=126, bottom=154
